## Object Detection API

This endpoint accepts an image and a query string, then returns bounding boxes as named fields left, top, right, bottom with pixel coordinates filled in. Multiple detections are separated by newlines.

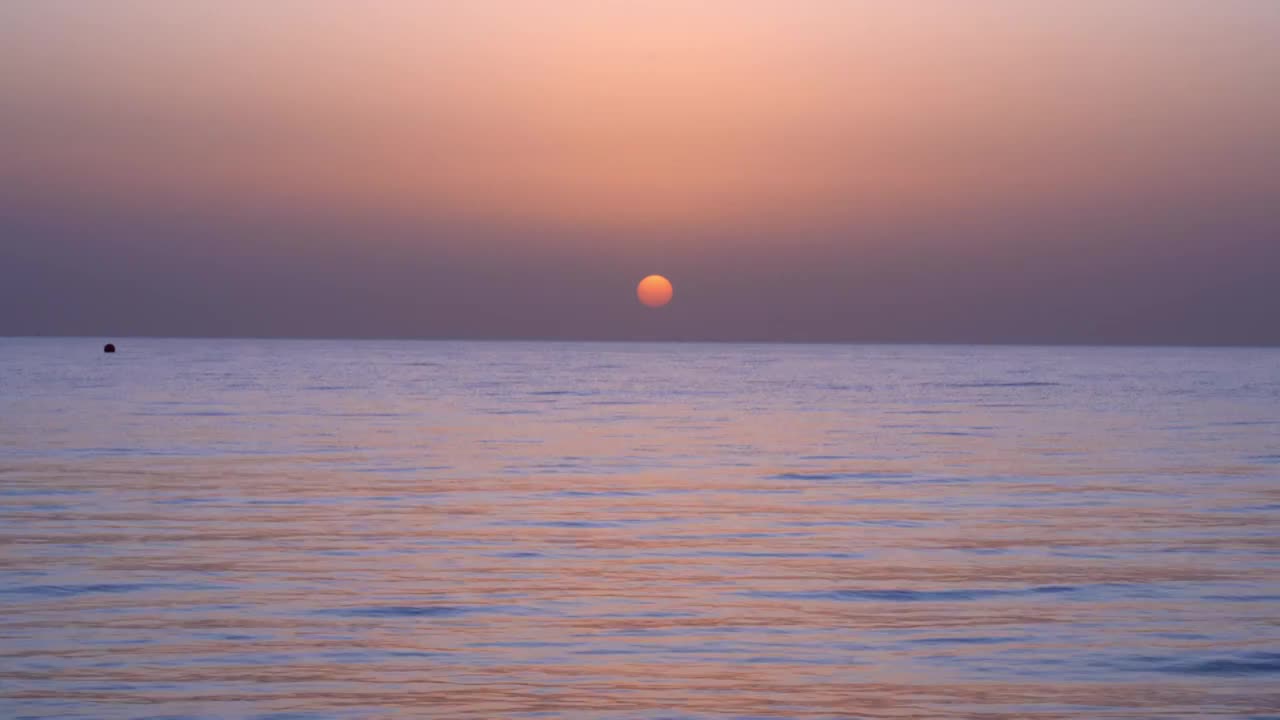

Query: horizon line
left=5, top=334, right=1280, bottom=351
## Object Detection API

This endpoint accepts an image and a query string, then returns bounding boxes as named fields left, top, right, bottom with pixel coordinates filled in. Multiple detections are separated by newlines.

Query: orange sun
left=637, top=274, right=674, bottom=308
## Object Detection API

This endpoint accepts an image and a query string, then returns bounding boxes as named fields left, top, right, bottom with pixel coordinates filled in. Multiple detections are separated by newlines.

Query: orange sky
left=3, top=2, right=1279, bottom=342
left=6, top=2, right=1277, bottom=231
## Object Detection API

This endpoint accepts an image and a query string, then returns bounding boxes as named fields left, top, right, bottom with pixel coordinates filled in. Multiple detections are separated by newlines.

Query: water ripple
left=2, top=339, right=1278, bottom=718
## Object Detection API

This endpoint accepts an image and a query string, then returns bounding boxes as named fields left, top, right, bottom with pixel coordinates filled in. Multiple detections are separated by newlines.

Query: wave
left=743, top=585, right=1080, bottom=602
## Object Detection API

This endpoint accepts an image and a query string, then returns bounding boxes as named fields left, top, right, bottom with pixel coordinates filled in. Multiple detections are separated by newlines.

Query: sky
left=3, top=1, right=1278, bottom=344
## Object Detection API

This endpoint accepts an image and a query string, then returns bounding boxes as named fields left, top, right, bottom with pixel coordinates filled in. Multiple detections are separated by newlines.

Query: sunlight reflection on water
left=1, top=339, right=1278, bottom=718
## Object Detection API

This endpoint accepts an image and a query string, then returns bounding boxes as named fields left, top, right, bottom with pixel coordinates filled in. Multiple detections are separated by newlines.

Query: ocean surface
left=1, top=338, right=1278, bottom=719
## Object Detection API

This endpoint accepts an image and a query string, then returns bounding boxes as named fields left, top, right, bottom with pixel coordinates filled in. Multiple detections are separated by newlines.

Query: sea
left=1, top=338, right=1278, bottom=719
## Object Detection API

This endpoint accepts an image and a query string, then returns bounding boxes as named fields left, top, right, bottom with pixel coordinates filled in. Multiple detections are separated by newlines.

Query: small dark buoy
left=103, top=343, right=116, bottom=353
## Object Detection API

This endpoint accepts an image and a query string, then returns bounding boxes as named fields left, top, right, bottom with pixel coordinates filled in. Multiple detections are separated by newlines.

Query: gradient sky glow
left=3, top=1, right=1279, bottom=343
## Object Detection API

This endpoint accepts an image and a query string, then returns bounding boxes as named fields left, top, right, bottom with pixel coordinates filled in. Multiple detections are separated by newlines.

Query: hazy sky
left=3, top=1, right=1278, bottom=343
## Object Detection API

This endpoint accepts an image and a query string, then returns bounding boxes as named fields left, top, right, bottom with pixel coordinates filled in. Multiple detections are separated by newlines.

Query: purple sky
left=3, top=2, right=1278, bottom=343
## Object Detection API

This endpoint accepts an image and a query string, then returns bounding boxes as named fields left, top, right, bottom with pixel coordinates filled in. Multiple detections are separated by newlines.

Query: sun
left=637, top=274, right=674, bottom=308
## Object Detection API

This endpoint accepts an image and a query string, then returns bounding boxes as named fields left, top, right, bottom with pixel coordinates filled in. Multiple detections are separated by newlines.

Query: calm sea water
left=1, top=338, right=1278, bottom=719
